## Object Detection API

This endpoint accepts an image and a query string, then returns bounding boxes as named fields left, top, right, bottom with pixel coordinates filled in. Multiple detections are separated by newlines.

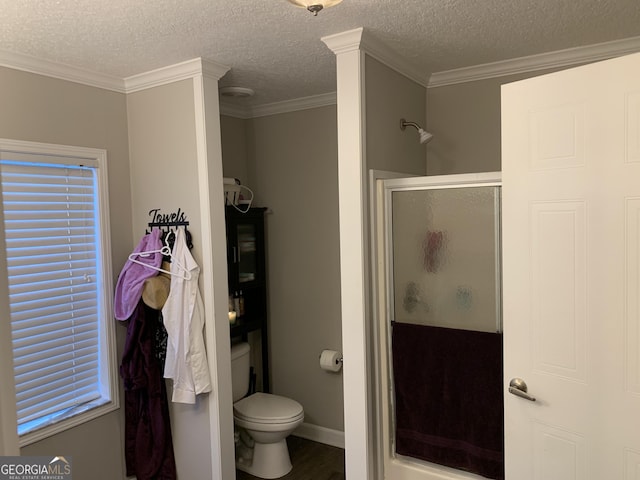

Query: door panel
left=502, top=52, right=640, bottom=479
left=627, top=198, right=640, bottom=396
left=530, top=200, right=587, bottom=383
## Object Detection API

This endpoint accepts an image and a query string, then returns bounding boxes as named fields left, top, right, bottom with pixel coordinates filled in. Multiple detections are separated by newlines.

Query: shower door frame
left=372, top=171, right=502, bottom=480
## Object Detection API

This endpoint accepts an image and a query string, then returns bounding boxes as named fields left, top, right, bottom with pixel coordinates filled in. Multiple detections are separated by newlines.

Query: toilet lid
left=234, top=392, right=304, bottom=424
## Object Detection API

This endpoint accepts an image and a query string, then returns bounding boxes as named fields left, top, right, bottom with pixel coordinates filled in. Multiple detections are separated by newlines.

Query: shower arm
left=400, top=119, right=422, bottom=132
left=400, top=118, right=433, bottom=144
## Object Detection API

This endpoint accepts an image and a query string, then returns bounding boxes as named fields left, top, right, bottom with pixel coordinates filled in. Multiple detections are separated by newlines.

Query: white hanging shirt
left=162, top=228, right=212, bottom=403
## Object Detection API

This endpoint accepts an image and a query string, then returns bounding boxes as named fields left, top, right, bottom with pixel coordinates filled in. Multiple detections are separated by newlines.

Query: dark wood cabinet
left=226, top=206, right=269, bottom=392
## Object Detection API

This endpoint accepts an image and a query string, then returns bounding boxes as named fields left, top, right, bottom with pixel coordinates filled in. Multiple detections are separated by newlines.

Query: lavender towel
left=114, top=229, right=163, bottom=320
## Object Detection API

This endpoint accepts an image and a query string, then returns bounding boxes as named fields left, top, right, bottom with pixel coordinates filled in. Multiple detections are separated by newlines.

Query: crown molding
left=220, top=92, right=336, bottom=119
left=251, top=92, right=337, bottom=118
left=124, top=58, right=230, bottom=93
left=4, top=34, right=640, bottom=109
left=0, top=47, right=327, bottom=119
left=321, top=28, right=365, bottom=56
left=219, top=102, right=252, bottom=119
left=201, top=59, right=231, bottom=81
left=0, top=49, right=125, bottom=92
left=322, top=27, right=428, bottom=88
left=429, top=35, right=640, bottom=88
left=358, top=30, right=428, bottom=88
left=0, top=51, right=231, bottom=94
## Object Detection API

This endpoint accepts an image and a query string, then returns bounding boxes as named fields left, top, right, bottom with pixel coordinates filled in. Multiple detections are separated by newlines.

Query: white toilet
left=231, top=342, right=304, bottom=479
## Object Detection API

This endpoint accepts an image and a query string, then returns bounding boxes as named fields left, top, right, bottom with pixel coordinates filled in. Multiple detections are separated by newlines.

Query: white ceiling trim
left=219, top=102, right=251, bottom=119
left=358, top=30, right=428, bottom=88
left=251, top=92, right=337, bottom=118
left=321, top=27, right=365, bottom=56
left=322, top=27, right=428, bottom=88
left=0, top=51, right=231, bottom=95
left=201, top=59, right=231, bottom=81
left=4, top=34, right=640, bottom=114
left=429, top=35, right=640, bottom=87
left=124, top=58, right=229, bottom=93
left=0, top=49, right=125, bottom=92
left=220, top=92, right=337, bottom=119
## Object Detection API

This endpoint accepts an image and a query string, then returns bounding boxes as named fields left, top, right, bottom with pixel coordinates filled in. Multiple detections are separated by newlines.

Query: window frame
left=0, top=138, right=119, bottom=447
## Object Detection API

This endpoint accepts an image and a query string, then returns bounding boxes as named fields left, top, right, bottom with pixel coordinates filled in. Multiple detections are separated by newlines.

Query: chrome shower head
left=418, top=128, right=433, bottom=144
left=400, top=118, right=433, bottom=144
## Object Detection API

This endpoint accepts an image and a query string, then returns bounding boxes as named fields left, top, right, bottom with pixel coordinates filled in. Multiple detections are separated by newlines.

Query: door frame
left=371, top=171, right=502, bottom=480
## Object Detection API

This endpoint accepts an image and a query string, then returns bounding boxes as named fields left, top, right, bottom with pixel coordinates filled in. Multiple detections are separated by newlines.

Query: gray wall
left=127, top=79, right=215, bottom=479
left=0, top=66, right=131, bottom=480
left=426, top=68, right=562, bottom=175
left=250, top=106, right=343, bottom=431
left=222, top=106, right=344, bottom=432
left=217, top=56, right=430, bottom=436
left=365, top=56, right=427, bottom=175
left=221, top=115, right=250, bottom=184
left=0, top=49, right=569, bottom=475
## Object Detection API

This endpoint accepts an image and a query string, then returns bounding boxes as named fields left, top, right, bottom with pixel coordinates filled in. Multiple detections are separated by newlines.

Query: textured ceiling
left=2, top=0, right=640, bottom=106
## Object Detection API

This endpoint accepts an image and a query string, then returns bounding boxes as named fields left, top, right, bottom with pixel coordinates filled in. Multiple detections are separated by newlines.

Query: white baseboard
left=293, top=422, right=345, bottom=449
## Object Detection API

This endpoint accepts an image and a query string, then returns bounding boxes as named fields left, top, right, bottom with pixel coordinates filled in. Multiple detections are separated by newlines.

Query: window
left=0, top=139, right=118, bottom=446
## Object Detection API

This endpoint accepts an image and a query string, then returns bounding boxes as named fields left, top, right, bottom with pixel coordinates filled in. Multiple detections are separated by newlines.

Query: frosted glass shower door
left=391, top=186, right=501, bottom=333
left=379, top=174, right=503, bottom=480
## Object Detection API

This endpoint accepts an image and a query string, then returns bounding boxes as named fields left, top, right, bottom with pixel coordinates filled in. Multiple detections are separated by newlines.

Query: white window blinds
left=0, top=158, right=103, bottom=435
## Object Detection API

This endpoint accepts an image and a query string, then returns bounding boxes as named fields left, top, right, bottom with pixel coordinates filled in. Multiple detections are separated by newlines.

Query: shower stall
left=374, top=172, right=503, bottom=480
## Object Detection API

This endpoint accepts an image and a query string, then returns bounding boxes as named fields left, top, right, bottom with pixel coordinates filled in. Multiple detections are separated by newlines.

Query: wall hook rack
left=145, top=208, right=192, bottom=250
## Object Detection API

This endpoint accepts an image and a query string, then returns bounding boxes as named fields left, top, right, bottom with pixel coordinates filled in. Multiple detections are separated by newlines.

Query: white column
left=192, top=59, right=237, bottom=480
left=322, top=28, right=373, bottom=480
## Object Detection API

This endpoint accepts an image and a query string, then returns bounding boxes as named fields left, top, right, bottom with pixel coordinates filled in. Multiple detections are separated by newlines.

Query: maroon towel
left=392, top=322, right=504, bottom=479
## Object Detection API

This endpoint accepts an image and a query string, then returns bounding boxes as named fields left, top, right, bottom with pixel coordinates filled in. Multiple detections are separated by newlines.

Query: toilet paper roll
left=319, top=350, right=342, bottom=373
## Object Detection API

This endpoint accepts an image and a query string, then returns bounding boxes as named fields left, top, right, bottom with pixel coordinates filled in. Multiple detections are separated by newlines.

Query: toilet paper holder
left=319, top=349, right=343, bottom=372
left=318, top=351, right=343, bottom=362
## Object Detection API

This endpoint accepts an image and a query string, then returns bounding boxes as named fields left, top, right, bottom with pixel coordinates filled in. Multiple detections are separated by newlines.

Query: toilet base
left=236, top=438, right=292, bottom=479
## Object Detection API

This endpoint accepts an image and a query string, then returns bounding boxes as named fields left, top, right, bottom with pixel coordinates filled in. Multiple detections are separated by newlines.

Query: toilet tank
left=230, top=342, right=251, bottom=402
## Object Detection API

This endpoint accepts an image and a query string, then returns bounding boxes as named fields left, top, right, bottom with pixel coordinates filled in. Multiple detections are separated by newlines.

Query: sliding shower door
left=377, top=172, right=503, bottom=480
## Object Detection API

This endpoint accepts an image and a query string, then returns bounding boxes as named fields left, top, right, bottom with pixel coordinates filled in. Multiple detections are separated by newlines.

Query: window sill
left=19, top=397, right=119, bottom=448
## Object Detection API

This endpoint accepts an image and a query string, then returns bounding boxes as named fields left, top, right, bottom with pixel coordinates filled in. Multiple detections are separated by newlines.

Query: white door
left=502, top=52, right=640, bottom=479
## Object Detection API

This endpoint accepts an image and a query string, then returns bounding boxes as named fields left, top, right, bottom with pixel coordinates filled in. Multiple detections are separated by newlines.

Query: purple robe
left=120, top=301, right=176, bottom=480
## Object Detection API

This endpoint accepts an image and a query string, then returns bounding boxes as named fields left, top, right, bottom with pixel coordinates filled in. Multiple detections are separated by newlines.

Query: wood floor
left=235, top=436, right=345, bottom=480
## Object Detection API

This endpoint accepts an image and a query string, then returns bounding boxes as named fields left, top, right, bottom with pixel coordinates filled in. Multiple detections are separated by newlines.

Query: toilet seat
left=234, top=392, right=304, bottom=425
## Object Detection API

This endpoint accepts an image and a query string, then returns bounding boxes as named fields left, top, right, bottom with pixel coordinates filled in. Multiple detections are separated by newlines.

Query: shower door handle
left=509, top=378, right=536, bottom=402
